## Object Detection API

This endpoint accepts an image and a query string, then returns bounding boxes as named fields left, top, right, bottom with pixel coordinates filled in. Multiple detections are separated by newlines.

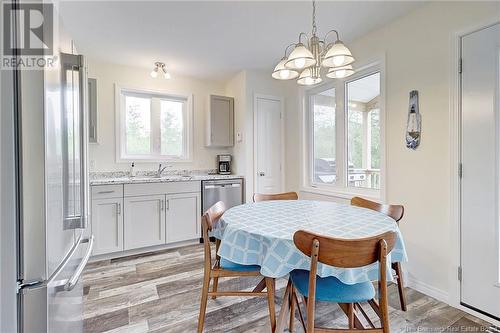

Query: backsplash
left=89, top=169, right=219, bottom=180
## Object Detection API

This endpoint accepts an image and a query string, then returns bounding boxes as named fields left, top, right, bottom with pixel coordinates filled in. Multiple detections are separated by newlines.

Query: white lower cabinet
left=91, top=181, right=202, bottom=257
left=124, top=195, right=166, bottom=250
left=91, top=197, right=124, bottom=255
left=166, top=192, right=201, bottom=243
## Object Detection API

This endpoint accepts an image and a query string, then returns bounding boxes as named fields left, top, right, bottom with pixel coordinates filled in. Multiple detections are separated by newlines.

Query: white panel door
left=124, top=195, right=166, bottom=250
left=91, top=198, right=123, bottom=255
left=461, top=23, right=500, bottom=319
left=255, top=96, right=283, bottom=194
left=165, top=192, right=201, bottom=243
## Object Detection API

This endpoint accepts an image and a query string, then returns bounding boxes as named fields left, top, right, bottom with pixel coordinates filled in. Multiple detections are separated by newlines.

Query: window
left=116, top=86, right=191, bottom=161
left=347, top=72, right=381, bottom=190
left=307, top=67, right=382, bottom=195
left=311, top=88, right=337, bottom=185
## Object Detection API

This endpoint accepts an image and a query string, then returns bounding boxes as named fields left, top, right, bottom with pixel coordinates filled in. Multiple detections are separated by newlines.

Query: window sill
left=300, top=185, right=381, bottom=201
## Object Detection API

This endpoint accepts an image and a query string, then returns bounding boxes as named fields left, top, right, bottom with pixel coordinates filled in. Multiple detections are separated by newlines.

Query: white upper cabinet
left=206, top=95, right=234, bottom=147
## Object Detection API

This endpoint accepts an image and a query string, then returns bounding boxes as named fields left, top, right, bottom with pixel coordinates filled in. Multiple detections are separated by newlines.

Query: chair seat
left=290, top=269, right=375, bottom=303
left=220, top=258, right=261, bottom=272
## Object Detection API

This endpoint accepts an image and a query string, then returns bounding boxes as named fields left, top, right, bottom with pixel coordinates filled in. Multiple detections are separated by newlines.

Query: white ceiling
left=59, top=1, right=424, bottom=81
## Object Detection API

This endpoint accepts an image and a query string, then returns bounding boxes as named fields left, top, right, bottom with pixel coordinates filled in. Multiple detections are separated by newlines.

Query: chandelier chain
left=312, top=0, right=317, bottom=35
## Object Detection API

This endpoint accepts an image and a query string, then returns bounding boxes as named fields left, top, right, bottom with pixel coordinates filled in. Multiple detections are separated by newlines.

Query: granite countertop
left=90, top=170, right=243, bottom=186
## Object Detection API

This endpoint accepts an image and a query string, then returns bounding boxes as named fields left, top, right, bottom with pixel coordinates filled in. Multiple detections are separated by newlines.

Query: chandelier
left=272, top=0, right=355, bottom=85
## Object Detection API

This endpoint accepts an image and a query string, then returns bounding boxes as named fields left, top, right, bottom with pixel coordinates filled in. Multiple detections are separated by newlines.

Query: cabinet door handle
left=117, top=203, right=121, bottom=215
left=160, top=200, right=164, bottom=211
left=98, top=190, right=114, bottom=194
left=166, top=199, right=170, bottom=211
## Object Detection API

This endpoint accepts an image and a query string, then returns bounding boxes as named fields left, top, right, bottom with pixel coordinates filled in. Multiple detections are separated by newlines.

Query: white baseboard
left=407, top=276, right=500, bottom=326
left=89, top=239, right=200, bottom=262
left=406, top=275, right=449, bottom=304
left=457, top=304, right=500, bottom=326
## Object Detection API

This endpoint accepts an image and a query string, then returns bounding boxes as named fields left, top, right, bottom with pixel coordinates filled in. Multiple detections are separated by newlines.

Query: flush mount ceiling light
left=150, top=62, right=171, bottom=79
left=272, top=0, right=356, bottom=86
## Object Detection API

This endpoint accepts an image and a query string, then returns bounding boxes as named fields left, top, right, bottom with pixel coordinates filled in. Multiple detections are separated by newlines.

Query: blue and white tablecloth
left=211, top=200, right=408, bottom=285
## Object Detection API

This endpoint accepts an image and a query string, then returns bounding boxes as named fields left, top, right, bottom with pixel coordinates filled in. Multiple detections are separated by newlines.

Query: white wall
left=87, top=1, right=500, bottom=308
left=224, top=71, right=246, bottom=177
left=288, top=1, right=500, bottom=303
left=88, top=60, right=301, bottom=204
left=225, top=70, right=298, bottom=201
left=88, top=59, right=230, bottom=172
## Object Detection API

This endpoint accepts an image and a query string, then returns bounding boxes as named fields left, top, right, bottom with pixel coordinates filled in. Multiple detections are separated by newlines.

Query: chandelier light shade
left=284, top=43, right=316, bottom=70
left=297, top=67, right=322, bottom=86
left=272, top=57, right=300, bottom=80
left=272, top=0, right=355, bottom=86
left=151, top=62, right=171, bottom=79
left=326, top=64, right=355, bottom=79
left=322, top=40, right=355, bottom=68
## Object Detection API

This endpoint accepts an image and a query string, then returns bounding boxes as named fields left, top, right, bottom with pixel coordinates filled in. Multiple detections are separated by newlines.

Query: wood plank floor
left=83, top=244, right=494, bottom=333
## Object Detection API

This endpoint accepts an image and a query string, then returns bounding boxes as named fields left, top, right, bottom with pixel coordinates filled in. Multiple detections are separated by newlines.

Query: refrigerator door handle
left=17, top=232, right=84, bottom=293
left=78, top=54, right=89, bottom=230
left=64, top=234, right=94, bottom=291
left=61, top=53, right=88, bottom=230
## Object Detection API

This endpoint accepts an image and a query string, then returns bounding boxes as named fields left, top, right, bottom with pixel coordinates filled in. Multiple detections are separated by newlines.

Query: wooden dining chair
left=253, top=191, right=299, bottom=202
left=350, top=196, right=407, bottom=311
left=288, top=230, right=397, bottom=333
left=198, top=201, right=276, bottom=333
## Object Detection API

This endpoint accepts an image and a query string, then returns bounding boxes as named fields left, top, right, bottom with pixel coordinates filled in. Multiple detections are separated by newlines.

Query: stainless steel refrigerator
left=4, top=4, right=94, bottom=332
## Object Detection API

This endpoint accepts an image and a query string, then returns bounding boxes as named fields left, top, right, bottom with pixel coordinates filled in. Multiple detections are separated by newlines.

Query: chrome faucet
left=156, top=163, right=171, bottom=177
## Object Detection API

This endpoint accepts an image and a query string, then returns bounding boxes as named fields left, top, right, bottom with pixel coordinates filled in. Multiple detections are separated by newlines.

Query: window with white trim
left=306, top=67, right=383, bottom=195
left=116, top=87, right=191, bottom=161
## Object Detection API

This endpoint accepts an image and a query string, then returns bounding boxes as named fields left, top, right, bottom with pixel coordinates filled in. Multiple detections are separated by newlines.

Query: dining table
left=211, top=199, right=408, bottom=332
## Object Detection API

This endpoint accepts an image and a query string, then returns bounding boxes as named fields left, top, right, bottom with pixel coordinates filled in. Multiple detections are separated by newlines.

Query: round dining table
left=211, top=200, right=408, bottom=284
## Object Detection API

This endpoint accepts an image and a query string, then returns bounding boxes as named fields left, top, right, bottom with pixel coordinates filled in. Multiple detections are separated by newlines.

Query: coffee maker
left=217, top=155, right=232, bottom=175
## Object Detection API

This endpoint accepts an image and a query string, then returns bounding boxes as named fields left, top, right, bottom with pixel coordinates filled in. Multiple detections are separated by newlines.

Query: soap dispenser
left=130, top=162, right=136, bottom=177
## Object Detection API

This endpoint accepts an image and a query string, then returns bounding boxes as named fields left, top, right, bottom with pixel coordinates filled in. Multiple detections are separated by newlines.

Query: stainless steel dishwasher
left=202, top=178, right=243, bottom=213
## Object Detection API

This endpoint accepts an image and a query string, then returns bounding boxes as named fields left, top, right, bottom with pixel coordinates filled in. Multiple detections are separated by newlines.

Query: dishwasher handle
left=204, top=183, right=241, bottom=190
